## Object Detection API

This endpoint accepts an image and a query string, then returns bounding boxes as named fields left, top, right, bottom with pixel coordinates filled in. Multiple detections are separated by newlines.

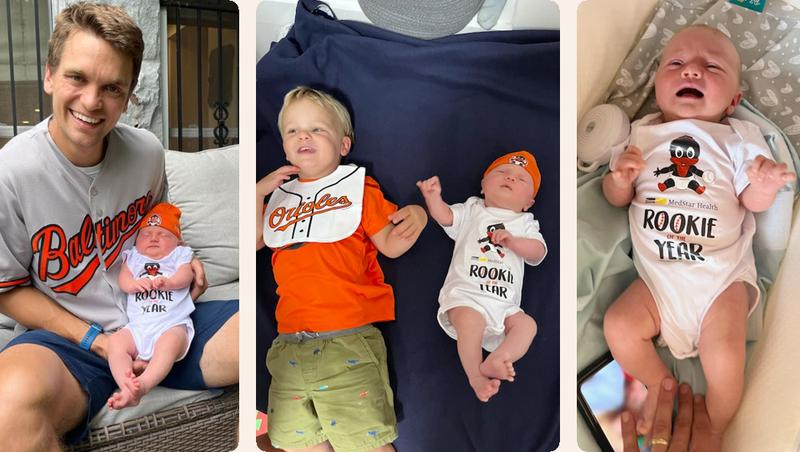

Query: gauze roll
left=577, top=104, right=630, bottom=172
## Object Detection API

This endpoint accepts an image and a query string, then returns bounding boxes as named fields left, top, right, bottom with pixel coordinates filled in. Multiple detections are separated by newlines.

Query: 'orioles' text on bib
left=264, top=165, right=365, bottom=248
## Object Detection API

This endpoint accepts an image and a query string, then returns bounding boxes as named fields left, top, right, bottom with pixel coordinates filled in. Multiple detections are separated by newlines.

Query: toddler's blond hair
left=278, top=86, right=354, bottom=142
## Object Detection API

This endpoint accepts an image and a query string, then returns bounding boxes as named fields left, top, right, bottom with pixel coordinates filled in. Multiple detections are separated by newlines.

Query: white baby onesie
left=122, top=246, right=195, bottom=360
left=438, top=196, right=547, bottom=351
left=611, top=113, right=768, bottom=358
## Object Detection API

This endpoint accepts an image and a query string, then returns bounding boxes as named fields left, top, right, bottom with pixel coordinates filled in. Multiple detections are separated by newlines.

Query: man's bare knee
left=200, top=312, right=239, bottom=387
left=0, top=345, right=86, bottom=450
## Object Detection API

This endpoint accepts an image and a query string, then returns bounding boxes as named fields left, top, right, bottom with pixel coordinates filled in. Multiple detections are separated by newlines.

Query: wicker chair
left=67, top=386, right=238, bottom=451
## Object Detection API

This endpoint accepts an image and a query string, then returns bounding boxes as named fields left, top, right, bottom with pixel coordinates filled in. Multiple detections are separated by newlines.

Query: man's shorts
left=2, top=299, right=238, bottom=445
left=266, top=325, right=398, bottom=451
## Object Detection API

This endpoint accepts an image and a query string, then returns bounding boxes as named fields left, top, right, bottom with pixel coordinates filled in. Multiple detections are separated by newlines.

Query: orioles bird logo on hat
left=509, top=155, right=528, bottom=167
left=146, top=214, right=162, bottom=227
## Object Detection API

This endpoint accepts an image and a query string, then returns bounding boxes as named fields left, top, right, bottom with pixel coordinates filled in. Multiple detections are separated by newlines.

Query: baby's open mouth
left=676, top=87, right=704, bottom=99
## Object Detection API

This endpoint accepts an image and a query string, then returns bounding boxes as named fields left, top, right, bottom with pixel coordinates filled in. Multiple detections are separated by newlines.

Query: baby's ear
left=524, top=198, right=535, bottom=211
left=726, top=91, right=743, bottom=116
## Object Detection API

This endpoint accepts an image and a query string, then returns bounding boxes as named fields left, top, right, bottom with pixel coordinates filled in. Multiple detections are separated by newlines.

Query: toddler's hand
left=610, top=145, right=645, bottom=189
left=257, top=165, right=301, bottom=197
left=416, top=176, right=442, bottom=200
left=389, top=205, right=427, bottom=239
left=747, top=155, right=795, bottom=193
left=489, top=229, right=514, bottom=247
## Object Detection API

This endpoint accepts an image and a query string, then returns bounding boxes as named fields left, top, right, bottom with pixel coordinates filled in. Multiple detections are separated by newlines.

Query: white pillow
left=165, top=145, right=239, bottom=302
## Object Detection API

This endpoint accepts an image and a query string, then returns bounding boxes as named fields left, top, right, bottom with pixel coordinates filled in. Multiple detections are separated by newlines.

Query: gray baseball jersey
left=0, top=119, right=166, bottom=331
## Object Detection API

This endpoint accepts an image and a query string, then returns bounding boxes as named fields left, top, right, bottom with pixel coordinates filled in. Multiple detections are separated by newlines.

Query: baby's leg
left=480, top=312, right=537, bottom=381
left=107, top=329, right=141, bottom=409
left=135, top=325, right=189, bottom=398
left=447, top=306, right=500, bottom=402
left=698, top=282, right=749, bottom=445
left=603, top=278, right=671, bottom=435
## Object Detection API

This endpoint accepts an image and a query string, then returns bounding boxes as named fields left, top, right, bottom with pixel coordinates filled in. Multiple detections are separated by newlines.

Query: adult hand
left=93, top=332, right=148, bottom=374
left=621, top=377, right=714, bottom=452
left=132, top=359, right=149, bottom=376
left=189, top=257, right=208, bottom=301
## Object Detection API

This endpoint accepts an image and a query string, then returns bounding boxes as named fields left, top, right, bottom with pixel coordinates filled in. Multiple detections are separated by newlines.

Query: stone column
left=50, top=0, right=163, bottom=142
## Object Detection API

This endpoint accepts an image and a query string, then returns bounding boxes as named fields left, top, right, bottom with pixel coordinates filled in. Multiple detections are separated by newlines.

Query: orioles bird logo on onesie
left=141, top=263, right=162, bottom=278
left=652, top=135, right=715, bottom=194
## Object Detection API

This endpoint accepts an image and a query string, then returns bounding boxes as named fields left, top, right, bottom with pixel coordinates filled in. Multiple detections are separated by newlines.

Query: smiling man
left=0, top=3, right=238, bottom=450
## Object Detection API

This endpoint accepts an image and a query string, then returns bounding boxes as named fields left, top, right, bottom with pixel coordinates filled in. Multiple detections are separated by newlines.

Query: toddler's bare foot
left=480, top=351, right=516, bottom=382
left=468, top=374, right=501, bottom=402
left=637, top=383, right=661, bottom=435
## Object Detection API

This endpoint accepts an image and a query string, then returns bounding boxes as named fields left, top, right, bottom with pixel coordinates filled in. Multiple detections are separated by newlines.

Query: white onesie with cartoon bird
left=437, top=196, right=547, bottom=351
left=122, top=246, right=195, bottom=361
left=611, top=113, right=768, bottom=358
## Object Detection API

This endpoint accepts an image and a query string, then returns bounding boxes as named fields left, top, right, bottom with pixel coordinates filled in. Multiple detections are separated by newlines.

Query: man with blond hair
left=0, top=2, right=238, bottom=449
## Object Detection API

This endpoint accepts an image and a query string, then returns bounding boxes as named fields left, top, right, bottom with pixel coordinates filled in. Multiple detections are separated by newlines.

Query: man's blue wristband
left=79, top=322, right=102, bottom=351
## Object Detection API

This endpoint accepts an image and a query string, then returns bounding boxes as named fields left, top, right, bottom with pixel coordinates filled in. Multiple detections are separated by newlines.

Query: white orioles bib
left=263, top=165, right=364, bottom=248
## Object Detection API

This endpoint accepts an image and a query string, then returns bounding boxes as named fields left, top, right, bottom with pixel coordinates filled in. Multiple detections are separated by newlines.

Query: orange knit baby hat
left=483, top=150, right=541, bottom=198
left=139, top=202, right=182, bottom=240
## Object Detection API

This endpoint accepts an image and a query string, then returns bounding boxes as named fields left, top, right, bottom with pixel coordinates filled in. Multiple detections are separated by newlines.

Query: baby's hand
left=416, top=176, right=442, bottom=200
left=489, top=229, right=514, bottom=247
left=134, top=278, right=154, bottom=292
left=747, top=155, right=795, bottom=193
left=257, top=165, right=301, bottom=197
left=609, top=145, right=645, bottom=189
left=151, top=276, right=169, bottom=290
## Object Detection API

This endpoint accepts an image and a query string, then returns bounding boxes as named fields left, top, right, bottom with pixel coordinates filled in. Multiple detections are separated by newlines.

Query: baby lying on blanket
left=602, top=25, right=795, bottom=448
left=418, top=151, right=547, bottom=402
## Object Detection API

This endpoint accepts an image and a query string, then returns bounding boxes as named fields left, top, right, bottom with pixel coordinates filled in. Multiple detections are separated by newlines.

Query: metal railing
left=0, top=0, right=48, bottom=145
left=162, top=0, right=238, bottom=152
left=1, top=1, right=238, bottom=153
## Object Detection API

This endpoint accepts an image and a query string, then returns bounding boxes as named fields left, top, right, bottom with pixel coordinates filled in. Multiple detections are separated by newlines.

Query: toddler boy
left=257, top=86, right=427, bottom=451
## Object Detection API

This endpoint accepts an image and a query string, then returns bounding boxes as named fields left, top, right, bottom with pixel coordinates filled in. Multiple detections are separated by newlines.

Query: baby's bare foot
left=107, top=388, right=138, bottom=410
left=112, top=371, right=147, bottom=409
left=468, top=374, right=501, bottom=402
left=480, top=351, right=516, bottom=382
left=637, top=383, right=661, bottom=435
left=123, top=369, right=144, bottom=400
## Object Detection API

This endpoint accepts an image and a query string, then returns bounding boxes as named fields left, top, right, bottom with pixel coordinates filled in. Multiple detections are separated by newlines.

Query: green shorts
left=266, top=325, right=398, bottom=451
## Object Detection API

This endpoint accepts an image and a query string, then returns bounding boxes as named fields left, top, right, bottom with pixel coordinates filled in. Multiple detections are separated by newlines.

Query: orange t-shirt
left=270, top=176, right=398, bottom=333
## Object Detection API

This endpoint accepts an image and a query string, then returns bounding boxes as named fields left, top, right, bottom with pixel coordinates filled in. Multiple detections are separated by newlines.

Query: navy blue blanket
left=256, top=1, right=560, bottom=450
